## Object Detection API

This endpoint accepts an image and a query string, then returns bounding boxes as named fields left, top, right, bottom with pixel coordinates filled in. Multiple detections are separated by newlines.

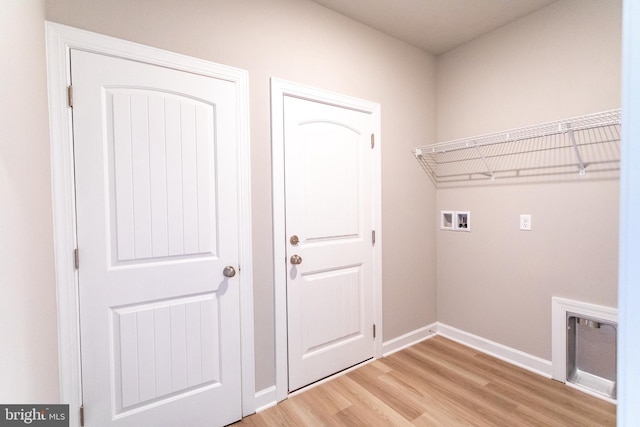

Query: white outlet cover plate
left=520, top=214, right=532, bottom=230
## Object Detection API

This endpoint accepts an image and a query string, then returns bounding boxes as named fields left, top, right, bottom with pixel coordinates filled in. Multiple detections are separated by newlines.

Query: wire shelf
left=414, top=109, right=621, bottom=187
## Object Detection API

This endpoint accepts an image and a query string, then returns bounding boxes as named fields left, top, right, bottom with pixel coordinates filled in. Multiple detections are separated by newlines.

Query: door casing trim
left=270, top=78, right=383, bottom=401
left=45, top=22, right=255, bottom=425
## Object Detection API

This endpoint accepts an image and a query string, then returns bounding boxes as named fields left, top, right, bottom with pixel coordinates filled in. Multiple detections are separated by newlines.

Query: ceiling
left=309, top=0, right=558, bottom=55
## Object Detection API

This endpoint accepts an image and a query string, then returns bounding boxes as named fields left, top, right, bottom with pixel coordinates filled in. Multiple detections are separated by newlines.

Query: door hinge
left=74, top=248, right=79, bottom=270
left=67, top=85, right=74, bottom=108
left=372, top=230, right=376, bottom=245
left=370, top=133, right=375, bottom=149
left=79, top=405, right=84, bottom=427
left=373, top=324, right=376, bottom=339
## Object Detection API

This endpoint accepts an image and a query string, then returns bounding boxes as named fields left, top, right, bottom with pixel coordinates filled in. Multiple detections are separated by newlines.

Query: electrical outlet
left=520, top=214, right=532, bottom=231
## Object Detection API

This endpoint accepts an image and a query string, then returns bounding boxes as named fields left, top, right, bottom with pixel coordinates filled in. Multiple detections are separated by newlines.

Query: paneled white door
left=284, top=95, right=375, bottom=391
left=71, top=49, right=242, bottom=426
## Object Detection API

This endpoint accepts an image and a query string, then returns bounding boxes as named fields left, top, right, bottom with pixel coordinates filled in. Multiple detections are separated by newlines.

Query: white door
left=71, top=49, right=242, bottom=426
left=284, top=95, right=376, bottom=391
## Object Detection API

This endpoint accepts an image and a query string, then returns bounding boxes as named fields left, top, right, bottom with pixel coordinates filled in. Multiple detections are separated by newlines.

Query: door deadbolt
left=290, top=254, right=302, bottom=265
left=290, top=235, right=299, bottom=245
left=223, top=266, right=236, bottom=278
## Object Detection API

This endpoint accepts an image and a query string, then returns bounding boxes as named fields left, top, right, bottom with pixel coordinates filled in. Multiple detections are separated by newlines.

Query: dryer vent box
left=567, top=313, right=617, bottom=399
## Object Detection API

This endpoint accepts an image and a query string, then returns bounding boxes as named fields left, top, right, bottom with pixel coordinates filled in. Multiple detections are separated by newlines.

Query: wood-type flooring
left=234, top=336, right=615, bottom=426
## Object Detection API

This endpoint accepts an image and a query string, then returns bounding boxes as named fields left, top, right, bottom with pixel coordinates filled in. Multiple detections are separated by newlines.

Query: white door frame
left=270, top=78, right=383, bottom=401
left=619, top=0, right=640, bottom=423
left=45, top=22, right=255, bottom=425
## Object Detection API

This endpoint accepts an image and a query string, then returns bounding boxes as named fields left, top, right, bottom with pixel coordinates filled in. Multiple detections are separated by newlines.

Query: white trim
left=551, top=297, right=617, bottom=385
left=382, top=323, right=437, bottom=357
left=45, top=22, right=255, bottom=424
left=619, top=0, right=640, bottom=423
left=254, top=386, right=278, bottom=413
left=270, top=78, right=383, bottom=402
left=566, top=381, right=617, bottom=405
left=45, top=24, right=82, bottom=427
left=436, top=323, right=553, bottom=378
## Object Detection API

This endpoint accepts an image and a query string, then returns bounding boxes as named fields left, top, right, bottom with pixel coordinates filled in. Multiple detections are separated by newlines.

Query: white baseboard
left=254, top=385, right=278, bottom=413
left=382, top=322, right=437, bottom=357
left=436, top=322, right=553, bottom=378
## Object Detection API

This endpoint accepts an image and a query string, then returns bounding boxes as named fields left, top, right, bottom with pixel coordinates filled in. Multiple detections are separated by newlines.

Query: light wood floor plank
left=233, top=336, right=615, bottom=426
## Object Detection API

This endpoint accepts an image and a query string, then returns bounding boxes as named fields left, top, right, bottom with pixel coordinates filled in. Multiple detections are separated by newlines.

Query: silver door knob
left=290, top=255, right=302, bottom=265
left=223, top=266, right=236, bottom=278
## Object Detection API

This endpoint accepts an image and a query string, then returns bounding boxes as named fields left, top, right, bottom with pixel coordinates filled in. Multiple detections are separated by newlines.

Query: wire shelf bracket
left=567, top=126, right=586, bottom=176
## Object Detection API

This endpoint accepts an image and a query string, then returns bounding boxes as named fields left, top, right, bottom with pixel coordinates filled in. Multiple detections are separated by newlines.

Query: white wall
left=436, top=0, right=622, bottom=360
left=0, top=0, right=60, bottom=402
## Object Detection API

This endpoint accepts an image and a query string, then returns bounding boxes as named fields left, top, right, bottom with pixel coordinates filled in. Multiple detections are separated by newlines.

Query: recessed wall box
left=567, top=313, right=617, bottom=399
left=441, top=211, right=454, bottom=230
left=455, top=211, right=470, bottom=231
